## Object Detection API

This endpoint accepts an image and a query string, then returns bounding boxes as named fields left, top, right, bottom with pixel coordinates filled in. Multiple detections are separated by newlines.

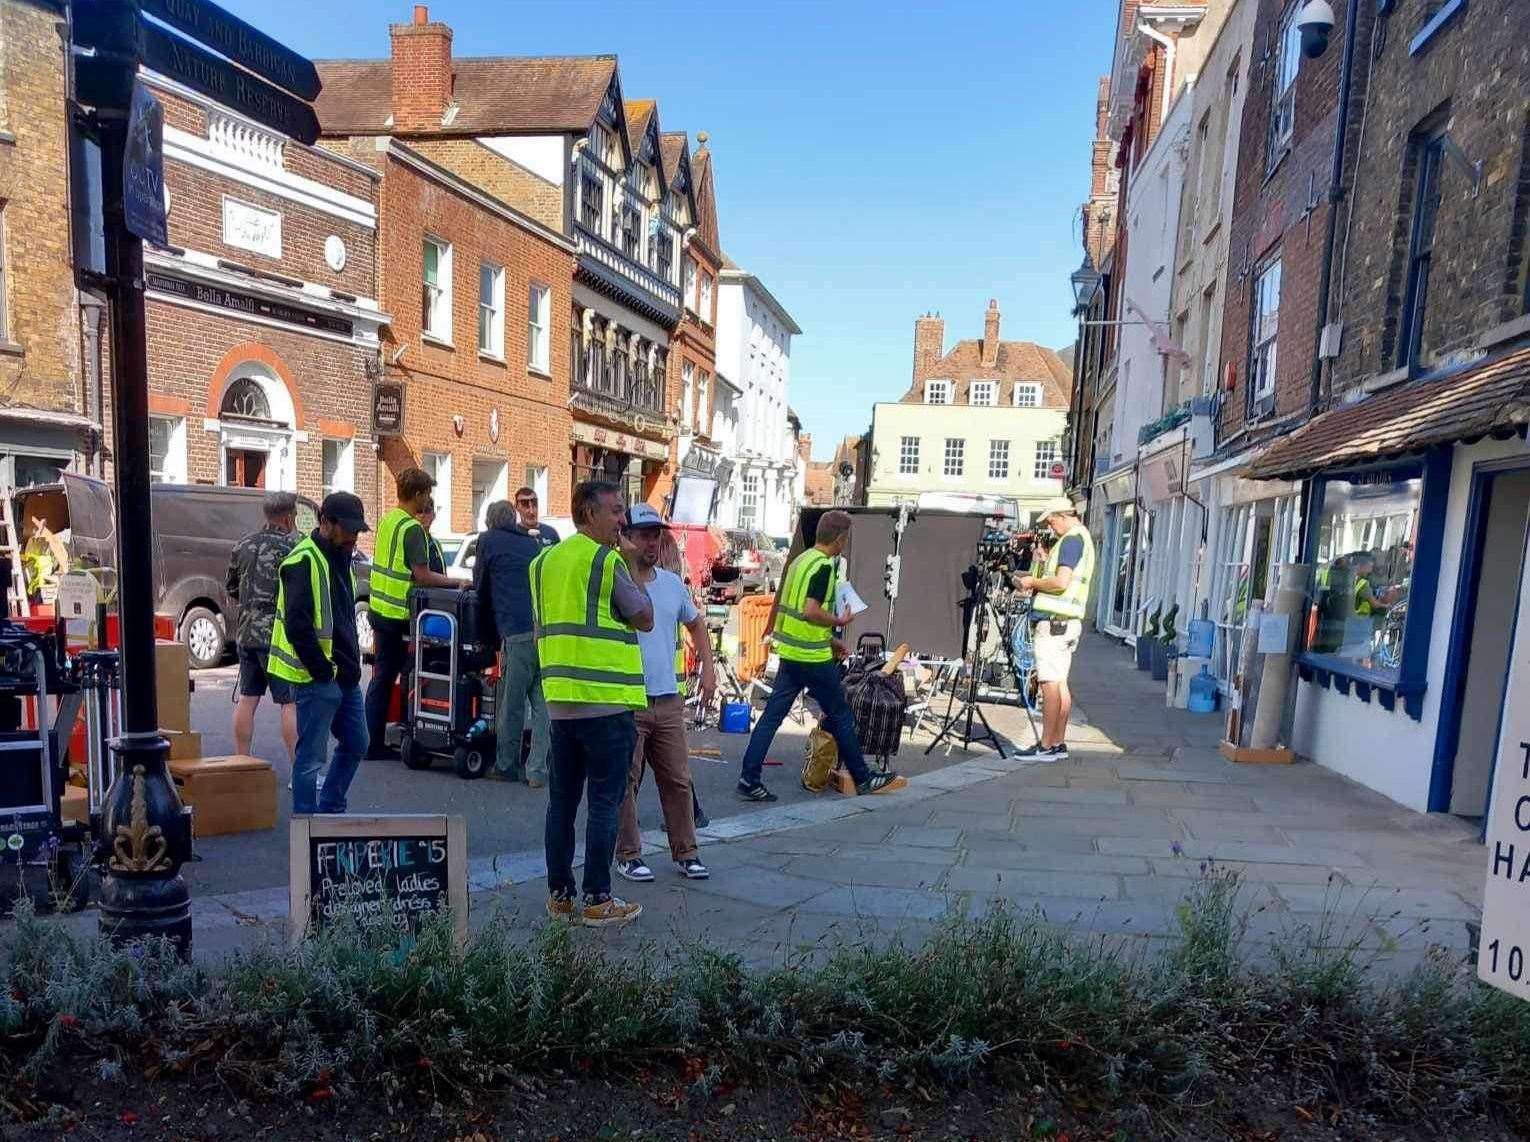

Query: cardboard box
left=164, top=729, right=202, bottom=762
left=170, top=755, right=276, bottom=837
left=1219, top=740, right=1295, bottom=765
left=155, top=640, right=193, bottom=733
left=60, top=786, right=88, bottom=826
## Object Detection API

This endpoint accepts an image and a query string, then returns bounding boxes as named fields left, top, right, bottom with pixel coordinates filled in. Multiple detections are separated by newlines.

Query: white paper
left=836, top=581, right=869, bottom=618
left=1257, top=613, right=1290, bottom=655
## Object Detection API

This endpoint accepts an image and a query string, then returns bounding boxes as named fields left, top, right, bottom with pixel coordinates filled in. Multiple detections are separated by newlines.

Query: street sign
left=1477, top=520, right=1530, bottom=1002
left=140, top=0, right=321, bottom=101
left=372, top=380, right=406, bottom=435
left=124, top=82, right=167, bottom=246
left=140, top=20, right=320, bottom=145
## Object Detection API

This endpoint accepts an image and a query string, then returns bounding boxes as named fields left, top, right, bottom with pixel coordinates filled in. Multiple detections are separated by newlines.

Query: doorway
left=225, top=449, right=267, bottom=488
left=1432, top=463, right=1530, bottom=818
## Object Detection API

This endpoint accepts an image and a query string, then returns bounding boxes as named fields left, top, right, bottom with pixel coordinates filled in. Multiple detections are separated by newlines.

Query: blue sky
left=221, top=0, right=1119, bottom=458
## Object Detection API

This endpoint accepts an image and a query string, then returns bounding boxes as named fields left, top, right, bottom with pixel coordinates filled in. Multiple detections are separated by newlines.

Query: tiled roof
left=906, top=341, right=1072, bottom=407
left=659, top=132, right=686, bottom=184
left=623, top=99, right=655, bottom=158
left=1244, top=343, right=1530, bottom=479
left=692, top=147, right=721, bottom=255
left=313, top=55, right=617, bottom=136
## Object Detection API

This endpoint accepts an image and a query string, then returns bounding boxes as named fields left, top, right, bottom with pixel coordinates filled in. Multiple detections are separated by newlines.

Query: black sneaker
left=616, top=858, right=654, bottom=883
left=676, top=858, right=710, bottom=880
left=855, top=772, right=907, bottom=795
left=737, top=781, right=778, bottom=802
left=1050, top=742, right=1070, bottom=761
left=1016, top=743, right=1065, bottom=762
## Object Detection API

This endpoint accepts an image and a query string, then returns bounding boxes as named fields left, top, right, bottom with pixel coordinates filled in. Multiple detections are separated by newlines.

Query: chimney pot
left=414, top=4, right=428, bottom=24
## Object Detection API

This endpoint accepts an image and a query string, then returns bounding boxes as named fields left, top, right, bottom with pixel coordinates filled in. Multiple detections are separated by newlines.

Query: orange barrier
left=736, top=594, right=775, bottom=682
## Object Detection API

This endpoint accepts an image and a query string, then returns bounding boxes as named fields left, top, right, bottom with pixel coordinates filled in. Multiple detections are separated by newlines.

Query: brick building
left=138, top=73, right=384, bottom=518
left=317, top=7, right=685, bottom=510
left=1233, top=0, right=1530, bottom=816
left=663, top=132, right=726, bottom=522
left=0, top=0, right=90, bottom=486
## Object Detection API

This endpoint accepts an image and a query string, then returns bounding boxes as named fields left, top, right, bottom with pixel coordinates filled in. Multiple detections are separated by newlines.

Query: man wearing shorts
left=226, top=492, right=299, bottom=761
left=1015, top=497, right=1095, bottom=761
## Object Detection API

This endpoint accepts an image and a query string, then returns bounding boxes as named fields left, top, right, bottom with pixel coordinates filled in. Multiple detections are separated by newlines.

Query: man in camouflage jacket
left=226, top=491, right=299, bottom=760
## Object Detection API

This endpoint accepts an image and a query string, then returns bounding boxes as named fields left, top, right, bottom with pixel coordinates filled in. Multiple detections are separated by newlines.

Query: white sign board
left=1478, top=522, right=1530, bottom=1001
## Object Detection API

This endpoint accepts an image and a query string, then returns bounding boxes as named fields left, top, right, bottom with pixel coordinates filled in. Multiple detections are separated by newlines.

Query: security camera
left=1297, top=0, right=1336, bottom=58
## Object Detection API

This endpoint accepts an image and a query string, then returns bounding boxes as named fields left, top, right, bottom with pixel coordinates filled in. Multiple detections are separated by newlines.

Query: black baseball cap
left=320, top=491, right=369, bottom=533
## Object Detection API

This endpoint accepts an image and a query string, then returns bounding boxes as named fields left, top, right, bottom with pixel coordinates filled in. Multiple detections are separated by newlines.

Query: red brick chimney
left=390, top=6, right=454, bottom=132
left=912, top=312, right=944, bottom=383
left=982, top=299, right=1001, bottom=367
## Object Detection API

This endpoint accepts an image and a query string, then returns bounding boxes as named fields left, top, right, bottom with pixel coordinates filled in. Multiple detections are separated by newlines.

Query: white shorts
left=1033, top=618, right=1082, bottom=683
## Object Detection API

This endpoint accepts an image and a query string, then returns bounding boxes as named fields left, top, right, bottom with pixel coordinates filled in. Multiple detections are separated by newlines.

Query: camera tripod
left=925, top=563, right=1011, bottom=758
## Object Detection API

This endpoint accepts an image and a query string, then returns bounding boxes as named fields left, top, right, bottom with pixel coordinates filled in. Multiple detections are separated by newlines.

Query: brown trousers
left=616, top=694, right=699, bottom=862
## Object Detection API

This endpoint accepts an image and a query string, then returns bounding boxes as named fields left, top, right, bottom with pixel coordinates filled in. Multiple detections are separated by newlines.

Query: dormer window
left=1013, top=383, right=1041, bottom=408
left=924, top=380, right=952, bottom=405
left=971, top=381, right=997, bottom=406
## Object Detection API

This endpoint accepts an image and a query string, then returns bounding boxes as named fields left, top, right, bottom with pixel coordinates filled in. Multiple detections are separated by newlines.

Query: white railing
left=574, top=224, right=681, bottom=311
left=208, top=109, right=285, bottom=171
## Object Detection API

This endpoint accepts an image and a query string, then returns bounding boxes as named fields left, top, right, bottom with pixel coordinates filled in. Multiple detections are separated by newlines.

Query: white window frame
left=699, top=272, right=713, bottom=322
left=0, top=205, right=9, bottom=342
left=898, top=435, right=920, bottom=476
left=681, top=360, right=695, bottom=427
left=321, top=437, right=354, bottom=496
left=1012, top=383, right=1041, bottom=408
left=1207, top=495, right=1302, bottom=685
left=148, top=415, right=187, bottom=484
left=423, top=451, right=452, bottom=535
left=925, top=379, right=953, bottom=405
left=528, top=282, right=551, bottom=374
left=1250, top=254, right=1282, bottom=415
left=471, top=457, right=508, bottom=531
left=971, top=381, right=997, bottom=407
left=988, top=439, right=1010, bottom=480
left=943, top=437, right=965, bottom=478
left=423, top=236, right=453, bottom=344
left=478, top=261, right=504, bottom=359
left=1270, top=5, right=1302, bottom=165
left=684, top=258, right=698, bottom=313
left=1033, top=439, right=1060, bottom=481
left=696, top=371, right=709, bottom=432
left=740, top=474, right=760, bottom=529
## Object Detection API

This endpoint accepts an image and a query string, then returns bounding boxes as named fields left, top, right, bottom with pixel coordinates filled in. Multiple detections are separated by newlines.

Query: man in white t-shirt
left=614, top=503, right=717, bottom=882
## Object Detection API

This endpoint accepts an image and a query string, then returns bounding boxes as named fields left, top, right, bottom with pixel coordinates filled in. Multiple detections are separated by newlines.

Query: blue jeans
left=365, top=619, right=409, bottom=756
left=545, top=712, right=636, bottom=901
left=495, top=634, right=549, bottom=781
left=293, top=680, right=367, bottom=814
left=740, top=658, right=871, bottom=788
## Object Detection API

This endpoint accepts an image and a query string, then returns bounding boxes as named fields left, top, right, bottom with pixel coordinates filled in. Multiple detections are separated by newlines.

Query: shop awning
left=1244, top=342, right=1530, bottom=480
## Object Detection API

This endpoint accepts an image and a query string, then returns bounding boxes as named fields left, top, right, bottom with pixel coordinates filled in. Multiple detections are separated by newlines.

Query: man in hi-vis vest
left=268, top=492, right=369, bottom=815
left=365, top=467, right=461, bottom=759
left=1015, top=497, right=1096, bottom=761
left=532, top=481, right=654, bottom=927
left=737, top=509, right=903, bottom=802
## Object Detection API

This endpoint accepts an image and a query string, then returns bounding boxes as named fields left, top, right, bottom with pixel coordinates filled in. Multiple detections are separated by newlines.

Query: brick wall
left=0, top=0, right=78, bottom=415
left=408, top=138, right=565, bottom=232
left=144, top=301, right=379, bottom=537
left=1216, top=0, right=1370, bottom=442
left=376, top=148, right=576, bottom=528
left=1330, top=0, right=1530, bottom=388
left=153, top=86, right=378, bottom=298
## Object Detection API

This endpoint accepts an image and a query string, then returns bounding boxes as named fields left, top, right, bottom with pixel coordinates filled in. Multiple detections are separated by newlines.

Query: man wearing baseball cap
left=1013, top=497, right=1095, bottom=761
left=612, top=503, right=716, bottom=883
left=268, top=492, right=370, bottom=814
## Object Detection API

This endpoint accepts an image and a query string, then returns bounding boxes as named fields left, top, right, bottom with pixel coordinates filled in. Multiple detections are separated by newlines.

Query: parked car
left=720, top=528, right=785, bottom=596
left=9, top=475, right=372, bottom=669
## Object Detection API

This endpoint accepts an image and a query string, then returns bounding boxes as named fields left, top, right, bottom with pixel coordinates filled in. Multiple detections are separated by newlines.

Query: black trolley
left=395, top=586, right=498, bottom=780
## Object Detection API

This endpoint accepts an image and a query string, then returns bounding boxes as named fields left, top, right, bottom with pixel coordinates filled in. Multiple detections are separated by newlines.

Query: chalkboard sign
left=288, top=815, right=467, bottom=946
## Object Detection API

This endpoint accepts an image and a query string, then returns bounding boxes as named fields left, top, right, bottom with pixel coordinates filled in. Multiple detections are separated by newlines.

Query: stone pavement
left=21, top=635, right=1487, bottom=970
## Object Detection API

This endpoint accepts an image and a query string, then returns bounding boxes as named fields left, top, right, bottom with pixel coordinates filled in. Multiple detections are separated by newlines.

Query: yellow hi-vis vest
left=530, top=533, right=646, bottom=709
left=772, top=548, right=839, bottom=664
left=369, top=506, right=423, bottom=622
left=675, top=626, right=689, bottom=696
left=1031, top=522, right=1097, bottom=622
left=268, top=536, right=354, bottom=684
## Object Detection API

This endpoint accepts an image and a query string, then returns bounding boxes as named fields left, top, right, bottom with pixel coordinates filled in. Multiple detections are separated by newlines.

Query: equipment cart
left=396, top=586, right=497, bottom=780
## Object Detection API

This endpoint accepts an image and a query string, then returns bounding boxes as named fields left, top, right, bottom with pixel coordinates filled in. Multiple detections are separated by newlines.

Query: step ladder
left=2, top=491, right=30, bottom=618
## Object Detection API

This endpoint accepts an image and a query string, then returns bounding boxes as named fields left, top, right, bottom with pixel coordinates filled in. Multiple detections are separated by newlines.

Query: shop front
left=570, top=420, right=671, bottom=507
left=1092, top=463, right=1140, bottom=638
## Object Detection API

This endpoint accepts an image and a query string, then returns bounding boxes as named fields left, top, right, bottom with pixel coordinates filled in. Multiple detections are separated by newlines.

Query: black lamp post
left=1070, top=254, right=1102, bottom=315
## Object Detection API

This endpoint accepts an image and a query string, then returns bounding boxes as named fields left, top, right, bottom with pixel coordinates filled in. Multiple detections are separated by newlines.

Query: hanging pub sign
left=123, top=82, right=167, bottom=246
left=372, top=380, right=406, bottom=435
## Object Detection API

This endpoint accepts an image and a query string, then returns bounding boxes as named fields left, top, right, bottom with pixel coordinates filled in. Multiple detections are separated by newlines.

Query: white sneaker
left=616, top=858, right=654, bottom=882
left=676, top=858, right=710, bottom=880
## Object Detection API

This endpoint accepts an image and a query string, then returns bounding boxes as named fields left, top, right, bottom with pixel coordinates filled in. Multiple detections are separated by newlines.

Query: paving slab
left=945, top=866, right=1121, bottom=900
left=887, top=825, right=965, bottom=849
left=799, top=886, right=965, bottom=922
left=786, top=857, right=949, bottom=890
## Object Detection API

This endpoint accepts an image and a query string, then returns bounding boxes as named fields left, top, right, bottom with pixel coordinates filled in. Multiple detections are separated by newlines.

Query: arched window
left=221, top=377, right=272, bottom=421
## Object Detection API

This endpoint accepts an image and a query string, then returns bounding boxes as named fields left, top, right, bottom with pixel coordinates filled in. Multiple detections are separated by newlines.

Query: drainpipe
left=1137, top=22, right=1176, bottom=126
left=1308, top=0, right=1363, bottom=416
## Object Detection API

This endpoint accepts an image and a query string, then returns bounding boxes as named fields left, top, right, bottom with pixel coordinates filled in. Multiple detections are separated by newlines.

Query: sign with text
left=1478, top=522, right=1530, bottom=1002
left=140, top=19, right=320, bottom=145
left=124, top=82, right=167, bottom=246
left=289, top=815, right=467, bottom=947
left=372, top=381, right=406, bottom=435
left=141, top=0, right=322, bottom=101
left=146, top=270, right=353, bottom=336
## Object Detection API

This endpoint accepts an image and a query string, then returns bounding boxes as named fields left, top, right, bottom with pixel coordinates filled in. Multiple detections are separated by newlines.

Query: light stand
left=925, top=560, right=1006, bottom=758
